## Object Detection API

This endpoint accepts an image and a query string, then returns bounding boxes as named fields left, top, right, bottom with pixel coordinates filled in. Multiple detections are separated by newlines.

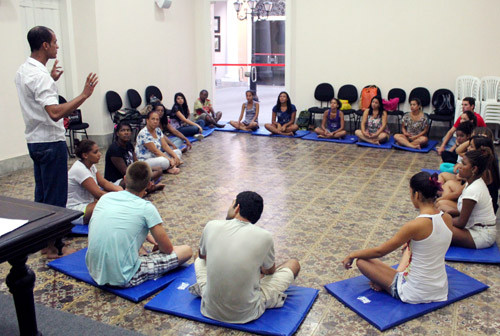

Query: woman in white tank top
left=342, top=172, right=454, bottom=304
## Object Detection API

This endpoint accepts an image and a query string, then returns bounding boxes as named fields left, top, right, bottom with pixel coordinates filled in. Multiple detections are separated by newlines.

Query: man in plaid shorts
left=85, top=161, right=192, bottom=287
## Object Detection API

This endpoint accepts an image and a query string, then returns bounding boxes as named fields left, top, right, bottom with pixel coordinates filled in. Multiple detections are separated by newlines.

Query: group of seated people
left=65, top=89, right=225, bottom=222
left=60, top=91, right=498, bottom=322
left=84, top=161, right=299, bottom=323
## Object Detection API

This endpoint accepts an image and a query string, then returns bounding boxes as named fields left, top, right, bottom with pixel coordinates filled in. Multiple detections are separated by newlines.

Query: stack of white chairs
left=480, top=76, right=500, bottom=140
left=454, top=75, right=480, bottom=120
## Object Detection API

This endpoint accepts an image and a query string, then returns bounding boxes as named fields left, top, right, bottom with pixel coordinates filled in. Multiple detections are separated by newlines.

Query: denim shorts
left=390, top=272, right=401, bottom=300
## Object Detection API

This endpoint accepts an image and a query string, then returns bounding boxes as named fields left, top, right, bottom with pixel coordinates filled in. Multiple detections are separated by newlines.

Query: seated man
left=189, top=191, right=300, bottom=324
left=85, top=161, right=192, bottom=287
left=437, top=97, right=486, bottom=154
left=193, top=89, right=224, bottom=128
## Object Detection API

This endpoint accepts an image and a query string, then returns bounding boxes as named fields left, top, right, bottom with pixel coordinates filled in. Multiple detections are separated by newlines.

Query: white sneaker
left=194, top=133, right=204, bottom=141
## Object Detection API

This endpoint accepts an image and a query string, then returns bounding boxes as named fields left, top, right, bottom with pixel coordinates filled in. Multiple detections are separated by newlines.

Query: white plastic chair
left=454, top=75, right=480, bottom=120
left=480, top=76, right=500, bottom=139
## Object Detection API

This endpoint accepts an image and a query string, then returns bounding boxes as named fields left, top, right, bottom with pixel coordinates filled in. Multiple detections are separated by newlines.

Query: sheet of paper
left=0, top=217, right=29, bottom=237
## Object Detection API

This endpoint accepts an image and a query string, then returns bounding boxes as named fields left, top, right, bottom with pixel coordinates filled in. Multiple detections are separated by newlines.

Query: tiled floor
left=1, top=132, right=499, bottom=335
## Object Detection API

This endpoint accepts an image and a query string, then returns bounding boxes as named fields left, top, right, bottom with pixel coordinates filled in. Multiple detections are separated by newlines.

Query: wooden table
left=0, top=196, right=82, bottom=336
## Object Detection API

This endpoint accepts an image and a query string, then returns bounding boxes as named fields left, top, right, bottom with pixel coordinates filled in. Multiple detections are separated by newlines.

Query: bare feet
left=44, top=245, right=76, bottom=259
left=167, top=167, right=180, bottom=175
left=369, top=281, right=383, bottom=291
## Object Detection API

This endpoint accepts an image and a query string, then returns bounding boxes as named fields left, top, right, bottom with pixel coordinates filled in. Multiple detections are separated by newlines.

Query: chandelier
left=233, top=0, right=273, bottom=21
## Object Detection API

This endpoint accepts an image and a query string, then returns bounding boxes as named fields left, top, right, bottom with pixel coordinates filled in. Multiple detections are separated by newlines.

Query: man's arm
left=44, top=73, right=98, bottom=121
left=150, top=224, right=174, bottom=254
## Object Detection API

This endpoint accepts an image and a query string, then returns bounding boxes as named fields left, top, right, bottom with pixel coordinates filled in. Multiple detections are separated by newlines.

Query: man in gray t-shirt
left=189, top=191, right=300, bottom=324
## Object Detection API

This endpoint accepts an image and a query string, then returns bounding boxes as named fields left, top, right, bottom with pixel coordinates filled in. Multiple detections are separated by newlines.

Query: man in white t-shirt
left=189, top=191, right=300, bottom=324
left=15, top=26, right=98, bottom=258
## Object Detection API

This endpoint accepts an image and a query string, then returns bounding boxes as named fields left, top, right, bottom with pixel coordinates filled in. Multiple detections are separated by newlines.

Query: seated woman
left=314, top=98, right=347, bottom=139
left=155, top=102, right=193, bottom=151
left=354, top=96, right=390, bottom=145
left=67, top=140, right=123, bottom=224
left=194, top=89, right=224, bottom=128
left=265, top=91, right=299, bottom=136
left=104, top=121, right=165, bottom=192
left=135, top=110, right=183, bottom=174
left=439, top=121, right=473, bottom=173
left=438, top=136, right=499, bottom=213
left=169, top=92, right=204, bottom=139
left=394, top=98, right=429, bottom=149
left=438, top=148, right=497, bottom=249
left=343, top=172, right=453, bottom=304
left=229, top=90, right=259, bottom=131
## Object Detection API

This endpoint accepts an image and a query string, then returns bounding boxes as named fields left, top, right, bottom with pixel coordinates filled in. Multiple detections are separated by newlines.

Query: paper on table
left=0, top=217, right=29, bottom=237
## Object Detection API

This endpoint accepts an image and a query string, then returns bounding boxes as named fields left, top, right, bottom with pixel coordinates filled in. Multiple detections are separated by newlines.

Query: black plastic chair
left=408, top=87, right=431, bottom=108
left=387, top=88, right=407, bottom=133
left=127, top=88, right=146, bottom=138
left=337, top=84, right=358, bottom=134
left=428, top=89, right=455, bottom=136
left=60, top=95, right=88, bottom=158
left=105, top=90, right=123, bottom=122
left=145, top=85, right=163, bottom=105
left=308, top=83, right=334, bottom=127
left=127, top=89, right=142, bottom=109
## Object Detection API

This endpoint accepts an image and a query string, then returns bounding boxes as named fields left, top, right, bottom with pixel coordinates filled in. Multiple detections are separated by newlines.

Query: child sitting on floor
left=314, top=98, right=347, bottom=139
left=439, top=121, right=473, bottom=174
left=230, top=90, right=259, bottom=131
left=86, top=161, right=192, bottom=287
left=343, top=172, right=453, bottom=304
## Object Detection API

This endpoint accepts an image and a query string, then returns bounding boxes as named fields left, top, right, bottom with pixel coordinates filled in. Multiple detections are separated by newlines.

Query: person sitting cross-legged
left=189, top=191, right=300, bottom=324
left=85, top=161, right=192, bottom=287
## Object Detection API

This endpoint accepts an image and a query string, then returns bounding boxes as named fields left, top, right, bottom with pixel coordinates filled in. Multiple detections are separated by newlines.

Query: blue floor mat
left=446, top=242, right=500, bottom=264
left=145, top=267, right=318, bottom=336
left=251, top=129, right=310, bottom=138
left=301, top=133, right=358, bottom=144
left=356, top=136, right=395, bottom=149
left=392, top=140, right=438, bottom=153
left=421, top=168, right=441, bottom=175
left=213, top=123, right=252, bottom=133
left=70, top=217, right=88, bottom=235
left=324, top=265, right=488, bottom=331
left=48, top=248, right=192, bottom=302
left=186, top=128, right=215, bottom=142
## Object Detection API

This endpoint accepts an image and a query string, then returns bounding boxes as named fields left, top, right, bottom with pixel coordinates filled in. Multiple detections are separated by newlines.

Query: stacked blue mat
left=301, top=133, right=358, bottom=144
left=392, top=139, right=438, bottom=153
left=213, top=123, right=252, bottom=133
left=356, top=136, right=395, bottom=149
left=186, top=128, right=215, bottom=142
left=48, top=248, right=192, bottom=302
left=145, top=265, right=319, bottom=336
left=324, top=265, right=488, bottom=331
left=251, top=129, right=310, bottom=138
left=70, top=217, right=88, bottom=235
left=446, top=242, right=500, bottom=264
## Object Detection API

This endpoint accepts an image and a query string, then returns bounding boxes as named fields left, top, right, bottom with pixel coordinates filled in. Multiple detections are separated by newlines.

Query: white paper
left=357, top=296, right=371, bottom=304
left=0, top=217, right=29, bottom=237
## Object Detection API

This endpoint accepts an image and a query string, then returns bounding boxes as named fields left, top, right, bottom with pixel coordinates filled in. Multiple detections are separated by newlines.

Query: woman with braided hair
left=342, top=172, right=453, bottom=303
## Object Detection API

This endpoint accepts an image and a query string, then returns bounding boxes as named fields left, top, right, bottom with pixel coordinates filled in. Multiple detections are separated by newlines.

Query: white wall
left=3, top=0, right=500, bottom=167
left=0, top=1, right=34, bottom=160
left=0, top=0, right=201, bottom=164
left=288, top=0, right=500, bottom=112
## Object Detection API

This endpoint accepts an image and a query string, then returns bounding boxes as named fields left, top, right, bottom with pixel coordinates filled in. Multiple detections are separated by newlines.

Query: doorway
left=212, top=0, right=286, bottom=124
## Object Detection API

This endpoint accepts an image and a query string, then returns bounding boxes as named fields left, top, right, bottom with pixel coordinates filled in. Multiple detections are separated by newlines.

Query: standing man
left=15, top=26, right=98, bottom=258
left=436, top=97, right=486, bottom=155
left=189, top=191, right=300, bottom=323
